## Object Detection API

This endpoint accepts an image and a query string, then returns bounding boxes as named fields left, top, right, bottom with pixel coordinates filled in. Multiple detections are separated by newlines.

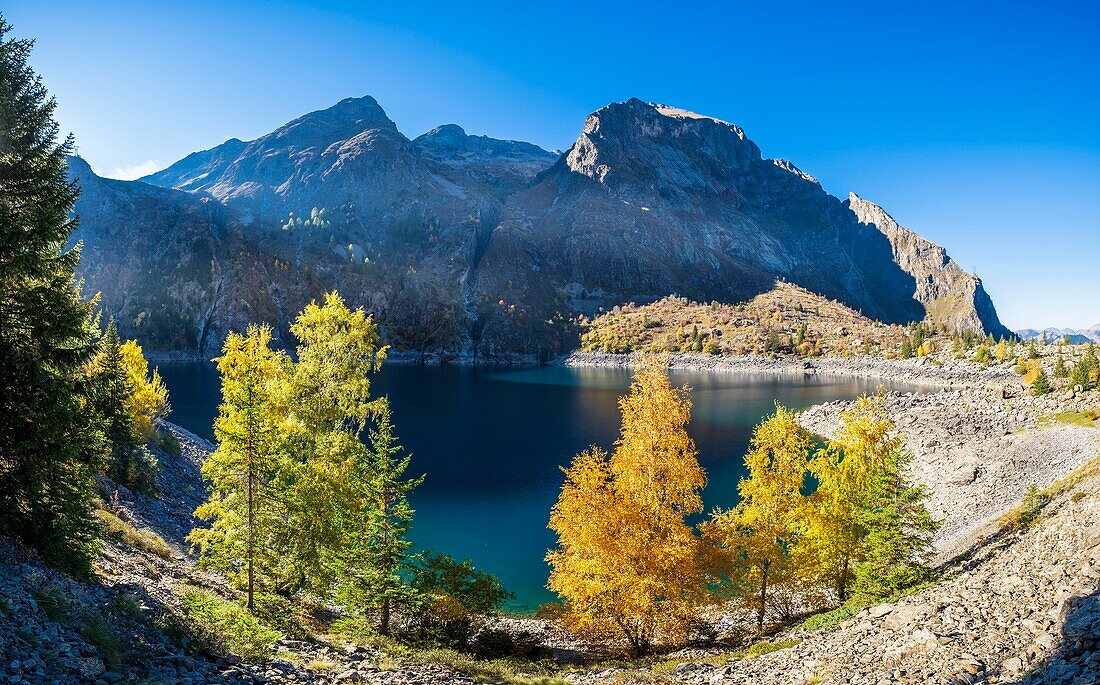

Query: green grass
left=408, top=648, right=570, bottom=685
left=31, top=586, right=70, bottom=621
left=81, top=611, right=126, bottom=669
left=1038, top=408, right=1100, bottom=428
left=798, top=578, right=939, bottom=634
left=178, top=587, right=280, bottom=661
left=95, top=509, right=173, bottom=559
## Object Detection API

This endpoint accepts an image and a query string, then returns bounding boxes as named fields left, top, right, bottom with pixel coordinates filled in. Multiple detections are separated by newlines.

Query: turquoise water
left=157, top=362, right=918, bottom=612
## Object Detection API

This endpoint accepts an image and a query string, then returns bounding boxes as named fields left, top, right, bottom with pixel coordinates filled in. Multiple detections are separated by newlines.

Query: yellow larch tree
left=118, top=339, right=170, bottom=442
left=703, top=403, right=814, bottom=631
left=547, top=355, right=710, bottom=657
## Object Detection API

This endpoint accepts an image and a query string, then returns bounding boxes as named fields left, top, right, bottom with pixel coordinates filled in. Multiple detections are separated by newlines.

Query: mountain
left=1016, top=327, right=1100, bottom=344
left=472, top=99, right=1011, bottom=345
left=73, top=97, right=1011, bottom=359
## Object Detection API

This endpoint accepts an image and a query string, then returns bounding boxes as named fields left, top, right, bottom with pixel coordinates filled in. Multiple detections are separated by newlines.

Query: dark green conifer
left=0, top=16, right=103, bottom=574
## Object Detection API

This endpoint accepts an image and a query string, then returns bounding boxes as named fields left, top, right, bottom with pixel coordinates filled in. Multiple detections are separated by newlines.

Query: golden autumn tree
left=118, top=339, right=170, bottom=442
left=547, top=355, right=710, bottom=656
left=703, top=404, right=814, bottom=631
left=805, top=395, right=902, bottom=601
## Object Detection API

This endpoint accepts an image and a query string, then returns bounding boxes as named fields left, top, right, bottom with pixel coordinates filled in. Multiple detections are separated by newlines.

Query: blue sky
left=7, top=1, right=1099, bottom=329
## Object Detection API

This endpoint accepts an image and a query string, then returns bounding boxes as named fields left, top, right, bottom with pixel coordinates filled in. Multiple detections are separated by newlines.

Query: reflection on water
left=157, top=361, right=920, bottom=611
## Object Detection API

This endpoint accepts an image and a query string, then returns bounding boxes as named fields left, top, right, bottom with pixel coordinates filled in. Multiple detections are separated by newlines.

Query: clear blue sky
left=7, top=1, right=1099, bottom=329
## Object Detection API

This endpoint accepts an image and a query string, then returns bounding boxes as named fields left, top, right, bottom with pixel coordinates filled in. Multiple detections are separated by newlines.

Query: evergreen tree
left=189, top=325, right=290, bottom=609
left=279, top=292, right=387, bottom=593
left=806, top=396, right=896, bottom=601
left=119, top=338, right=170, bottom=443
left=86, top=320, right=159, bottom=491
left=973, top=345, right=992, bottom=366
left=89, top=321, right=137, bottom=465
left=1031, top=369, right=1053, bottom=396
left=850, top=447, right=937, bottom=600
left=0, top=17, right=103, bottom=574
left=337, top=400, right=424, bottom=635
left=1054, top=356, right=1068, bottom=378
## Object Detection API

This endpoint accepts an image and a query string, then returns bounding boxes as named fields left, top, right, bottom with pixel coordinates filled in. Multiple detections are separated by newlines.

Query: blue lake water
left=158, top=362, right=918, bottom=612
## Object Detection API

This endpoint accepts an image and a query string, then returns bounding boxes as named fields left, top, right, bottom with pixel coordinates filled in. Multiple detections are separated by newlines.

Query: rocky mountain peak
left=263, top=95, right=397, bottom=151
left=848, top=192, right=1011, bottom=338
left=563, top=98, right=762, bottom=194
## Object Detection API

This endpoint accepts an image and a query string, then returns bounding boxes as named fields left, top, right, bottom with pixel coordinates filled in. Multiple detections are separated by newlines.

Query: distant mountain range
left=67, top=96, right=1012, bottom=360
left=1015, top=326, right=1100, bottom=344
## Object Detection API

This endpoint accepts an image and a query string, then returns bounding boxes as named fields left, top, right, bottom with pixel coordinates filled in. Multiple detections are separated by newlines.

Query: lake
left=158, top=361, right=918, bottom=612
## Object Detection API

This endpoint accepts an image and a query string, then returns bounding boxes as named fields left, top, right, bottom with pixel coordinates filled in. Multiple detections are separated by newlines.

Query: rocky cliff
left=72, top=97, right=1012, bottom=358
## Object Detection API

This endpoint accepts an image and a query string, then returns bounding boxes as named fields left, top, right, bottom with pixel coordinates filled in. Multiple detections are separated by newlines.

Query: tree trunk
left=247, top=458, right=255, bottom=610
left=380, top=596, right=391, bottom=636
left=838, top=555, right=849, bottom=603
left=757, top=562, right=769, bottom=632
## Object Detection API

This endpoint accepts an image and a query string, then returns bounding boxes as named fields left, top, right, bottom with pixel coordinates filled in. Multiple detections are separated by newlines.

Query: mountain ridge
left=73, top=96, right=1012, bottom=358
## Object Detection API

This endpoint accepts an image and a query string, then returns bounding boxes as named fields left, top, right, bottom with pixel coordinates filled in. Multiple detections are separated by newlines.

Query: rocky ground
left=799, top=386, right=1100, bottom=561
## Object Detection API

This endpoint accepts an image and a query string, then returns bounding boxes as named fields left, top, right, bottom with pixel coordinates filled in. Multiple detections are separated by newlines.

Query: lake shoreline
left=559, top=350, right=1020, bottom=390
left=150, top=346, right=1021, bottom=391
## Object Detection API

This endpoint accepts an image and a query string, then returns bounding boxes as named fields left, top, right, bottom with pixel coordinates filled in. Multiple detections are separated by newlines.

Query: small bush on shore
left=178, top=587, right=279, bottom=661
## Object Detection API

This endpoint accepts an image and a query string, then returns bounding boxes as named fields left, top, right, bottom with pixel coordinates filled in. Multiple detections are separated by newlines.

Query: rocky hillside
left=577, top=280, right=913, bottom=357
left=72, top=97, right=1010, bottom=359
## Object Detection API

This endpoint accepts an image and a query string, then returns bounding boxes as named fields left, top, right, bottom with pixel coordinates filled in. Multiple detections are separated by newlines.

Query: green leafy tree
left=279, top=292, right=388, bottom=593
left=1031, top=368, right=1053, bottom=396
left=337, top=400, right=424, bottom=635
left=1054, top=356, right=1068, bottom=378
left=806, top=396, right=938, bottom=603
left=0, top=17, right=103, bottom=574
left=189, top=325, right=290, bottom=609
left=973, top=345, right=992, bottom=366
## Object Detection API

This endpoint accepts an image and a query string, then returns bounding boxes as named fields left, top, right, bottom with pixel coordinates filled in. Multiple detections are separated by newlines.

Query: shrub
left=973, top=345, right=992, bottom=366
left=158, top=431, right=182, bottom=458
left=470, top=627, right=548, bottom=660
left=412, top=552, right=513, bottom=616
left=178, top=588, right=280, bottom=661
left=799, top=605, right=856, bottom=632
left=534, top=602, right=564, bottom=621
left=122, top=445, right=160, bottom=494
left=1031, top=369, right=1053, bottom=396
left=250, top=592, right=311, bottom=640
left=95, top=509, right=172, bottom=559
left=81, top=611, right=126, bottom=668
